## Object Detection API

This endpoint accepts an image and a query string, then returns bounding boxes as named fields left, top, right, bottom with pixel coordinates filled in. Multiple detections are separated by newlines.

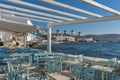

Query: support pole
left=0, top=11, right=1, bottom=20
left=23, top=33, right=27, bottom=48
left=25, top=35, right=27, bottom=48
left=47, top=25, right=52, bottom=53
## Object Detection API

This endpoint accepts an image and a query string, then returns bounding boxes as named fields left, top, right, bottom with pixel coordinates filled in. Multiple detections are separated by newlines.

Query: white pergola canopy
left=0, top=0, right=120, bottom=52
left=1, top=0, right=120, bottom=25
left=0, top=13, right=37, bottom=33
left=0, top=20, right=36, bottom=33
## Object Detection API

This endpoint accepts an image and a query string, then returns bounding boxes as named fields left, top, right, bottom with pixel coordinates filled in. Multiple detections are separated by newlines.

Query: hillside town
left=35, top=30, right=95, bottom=43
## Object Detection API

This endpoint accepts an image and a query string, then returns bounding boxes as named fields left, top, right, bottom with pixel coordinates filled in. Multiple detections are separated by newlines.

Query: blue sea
left=39, top=42, right=120, bottom=59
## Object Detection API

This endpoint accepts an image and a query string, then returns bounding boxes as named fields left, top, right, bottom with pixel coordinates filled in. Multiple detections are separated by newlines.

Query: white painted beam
left=42, top=0, right=102, bottom=17
left=0, top=4, right=74, bottom=21
left=38, top=27, right=48, bottom=31
left=27, top=18, right=48, bottom=23
left=5, top=0, right=87, bottom=19
left=49, top=15, right=120, bottom=26
left=81, top=0, right=120, bottom=15
left=35, top=26, right=48, bottom=31
left=1, top=9, right=63, bottom=22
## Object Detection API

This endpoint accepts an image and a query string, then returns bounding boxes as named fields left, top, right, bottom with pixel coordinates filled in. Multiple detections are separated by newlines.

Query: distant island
left=84, top=34, right=120, bottom=42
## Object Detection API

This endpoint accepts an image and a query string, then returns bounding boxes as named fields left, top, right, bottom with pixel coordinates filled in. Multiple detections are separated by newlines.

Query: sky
left=1, top=0, right=120, bottom=35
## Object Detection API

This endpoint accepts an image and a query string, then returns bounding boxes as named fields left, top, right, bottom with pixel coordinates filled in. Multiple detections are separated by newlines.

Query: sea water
left=39, top=42, right=120, bottom=59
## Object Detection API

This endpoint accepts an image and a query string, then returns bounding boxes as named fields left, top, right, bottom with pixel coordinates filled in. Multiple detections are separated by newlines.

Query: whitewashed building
left=52, top=30, right=75, bottom=42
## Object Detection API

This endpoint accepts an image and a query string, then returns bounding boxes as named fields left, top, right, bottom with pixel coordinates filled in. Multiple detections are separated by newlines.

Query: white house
left=0, top=12, right=35, bottom=42
left=52, top=34, right=75, bottom=42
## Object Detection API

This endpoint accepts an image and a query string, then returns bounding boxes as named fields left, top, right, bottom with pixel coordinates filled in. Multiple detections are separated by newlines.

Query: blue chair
left=7, top=61, right=28, bottom=80
left=44, top=59, right=55, bottom=72
left=84, top=67, right=98, bottom=80
left=22, top=48, right=31, bottom=54
left=112, top=72, right=120, bottom=80
left=30, top=53, right=35, bottom=63
left=0, top=47, right=9, bottom=54
left=14, top=47, right=22, bottom=53
left=78, top=55, right=84, bottom=62
left=108, top=58, right=118, bottom=68
left=54, top=56, right=62, bottom=72
left=71, top=64, right=84, bottom=80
